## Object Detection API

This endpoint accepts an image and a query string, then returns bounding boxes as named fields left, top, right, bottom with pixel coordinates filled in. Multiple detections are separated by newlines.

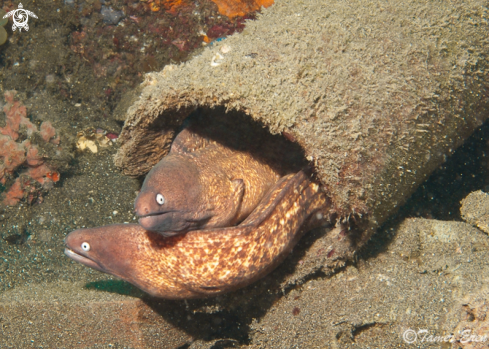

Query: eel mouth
left=137, top=211, right=189, bottom=235
left=64, top=247, right=106, bottom=273
left=137, top=211, right=171, bottom=226
left=136, top=210, right=171, bottom=218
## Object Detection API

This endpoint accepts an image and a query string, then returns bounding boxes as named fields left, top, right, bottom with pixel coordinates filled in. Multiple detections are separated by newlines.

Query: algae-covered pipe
left=115, top=0, right=489, bottom=257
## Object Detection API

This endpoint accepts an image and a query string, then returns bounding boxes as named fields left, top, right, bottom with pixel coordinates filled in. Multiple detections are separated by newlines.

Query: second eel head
left=134, top=155, right=204, bottom=235
left=64, top=224, right=131, bottom=277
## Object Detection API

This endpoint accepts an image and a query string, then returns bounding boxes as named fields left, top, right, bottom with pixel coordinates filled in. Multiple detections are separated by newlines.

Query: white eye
left=156, top=193, right=165, bottom=205
left=81, top=242, right=90, bottom=251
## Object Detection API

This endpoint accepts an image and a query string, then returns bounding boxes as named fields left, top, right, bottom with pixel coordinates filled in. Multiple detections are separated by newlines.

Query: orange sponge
left=211, top=0, right=274, bottom=18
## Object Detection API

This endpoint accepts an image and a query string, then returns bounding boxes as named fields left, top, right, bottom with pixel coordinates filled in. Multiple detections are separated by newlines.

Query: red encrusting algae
left=0, top=91, right=63, bottom=207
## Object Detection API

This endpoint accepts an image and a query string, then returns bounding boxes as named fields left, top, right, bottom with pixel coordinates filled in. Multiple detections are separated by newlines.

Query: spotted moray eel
left=65, top=171, right=330, bottom=299
left=134, top=127, right=280, bottom=236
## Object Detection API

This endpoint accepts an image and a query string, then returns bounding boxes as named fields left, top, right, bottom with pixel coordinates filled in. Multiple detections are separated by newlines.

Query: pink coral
left=26, top=164, right=53, bottom=184
left=26, top=146, right=43, bottom=166
left=40, top=121, right=60, bottom=144
left=0, top=135, right=26, bottom=184
left=3, top=179, right=24, bottom=206
left=0, top=91, right=62, bottom=207
left=0, top=91, right=37, bottom=140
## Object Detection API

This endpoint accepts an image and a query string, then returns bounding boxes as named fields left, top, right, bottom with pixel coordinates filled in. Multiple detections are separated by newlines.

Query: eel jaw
left=136, top=210, right=172, bottom=222
left=64, top=247, right=106, bottom=274
left=137, top=212, right=172, bottom=232
left=137, top=211, right=190, bottom=235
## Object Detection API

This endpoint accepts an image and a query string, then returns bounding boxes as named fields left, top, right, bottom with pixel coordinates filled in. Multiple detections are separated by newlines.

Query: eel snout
left=64, top=229, right=106, bottom=273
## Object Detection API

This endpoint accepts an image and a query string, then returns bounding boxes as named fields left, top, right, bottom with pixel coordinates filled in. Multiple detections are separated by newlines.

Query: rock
left=248, top=218, right=489, bottom=347
left=461, top=190, right=489, bottom=234
left=0, top=282, right=193, bottom=348
left=101, top=6, right=124, bottom=25
left=447, top=288, right=489, bottom=349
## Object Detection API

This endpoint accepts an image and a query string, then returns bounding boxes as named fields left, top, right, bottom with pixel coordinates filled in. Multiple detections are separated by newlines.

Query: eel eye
left=156, top=193, right=165, bottom=205
left=81, top=242, right=90, bottom=251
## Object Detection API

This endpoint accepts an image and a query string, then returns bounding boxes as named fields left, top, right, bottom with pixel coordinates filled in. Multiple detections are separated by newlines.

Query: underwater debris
left=106, top=132, right=119, bottom=141
left=101, top=6, right=125, bottom=25
left=2, top=224, right=29, bottom=245
left=0, top=91, right=70, bottom=207
left=220, top=44, right=231, bottom=54
left=210, top=52, right=224, bottom=66
left=209, top=44, right=231, bottom=66
left=171, top=38, right=187, bottom=51
left=76, top=128, right=114, bottom=154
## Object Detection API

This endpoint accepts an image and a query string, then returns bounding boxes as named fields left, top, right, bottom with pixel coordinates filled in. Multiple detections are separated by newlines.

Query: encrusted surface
left=247, top=217, right=489, bottom=348
left=115, top=0, right=489, bottom=235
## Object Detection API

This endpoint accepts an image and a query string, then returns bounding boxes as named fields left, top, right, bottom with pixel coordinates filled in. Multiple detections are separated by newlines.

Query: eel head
left=64, top=224, right=140, bottom=283
left=134, top=155, right=204, bottom=235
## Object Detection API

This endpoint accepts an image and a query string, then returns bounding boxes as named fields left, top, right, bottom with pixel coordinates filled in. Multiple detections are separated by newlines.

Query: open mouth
left=64, top=248, right=105, bottom=273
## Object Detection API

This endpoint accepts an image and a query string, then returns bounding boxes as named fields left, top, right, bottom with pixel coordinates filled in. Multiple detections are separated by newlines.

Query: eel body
left=134, top=126, right=280, bottom=235
left=65, top=171, right=330, bottom=299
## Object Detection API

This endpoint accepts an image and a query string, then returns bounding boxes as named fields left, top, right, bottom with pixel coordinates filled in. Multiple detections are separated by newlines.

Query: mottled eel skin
left=65, top=171, right=330, bottom=299
left=135, top=127, right=280, bottom=235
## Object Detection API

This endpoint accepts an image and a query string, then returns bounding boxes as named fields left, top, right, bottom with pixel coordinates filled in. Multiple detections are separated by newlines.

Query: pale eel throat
left=64, top=171, right=331, bottom=299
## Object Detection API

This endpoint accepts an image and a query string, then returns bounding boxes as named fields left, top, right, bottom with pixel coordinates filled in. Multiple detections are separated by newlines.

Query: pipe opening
left=116, top=106, right=309, bottom=179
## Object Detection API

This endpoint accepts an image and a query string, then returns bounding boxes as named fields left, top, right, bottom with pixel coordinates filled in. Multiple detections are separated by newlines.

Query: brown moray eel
left=134, top=127, right=280, bottom=235
left=65, top=171, right=330, bottom=299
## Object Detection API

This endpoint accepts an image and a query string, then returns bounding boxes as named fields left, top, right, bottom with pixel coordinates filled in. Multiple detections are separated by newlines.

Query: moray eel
left=134, top=127, right=280, bottom=235
left=65, top=171, right=330, bottom=299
